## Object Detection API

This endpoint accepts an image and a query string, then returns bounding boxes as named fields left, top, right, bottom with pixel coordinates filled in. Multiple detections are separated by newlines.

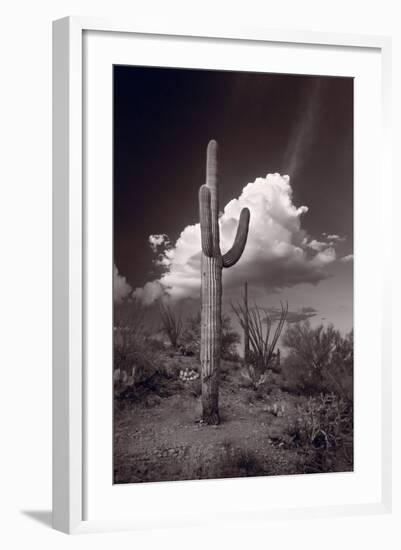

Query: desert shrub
left=114, top=298, right=151, bottom=393
left=114, top=297, right=145, bottom=354
left=180, top=312, right=241, bottom=360
left=327, top=329, right=353, bottom=400
left=297, top=393, right=352, bottom=449
left=113, top=299, right=179, bottom=397
left=232, top=447, right=265, bottom=476
left=280, top=393, right=353, bottom=472
left=280, top=353, right=303, bottom=393
left=180, top=313, right=201, bottom=356
left=209, top=442, right=266, bottom=478
left=113, top=336, right=162, bottom=397
left=282, top=322, right=353, bottom=398
left=144, top=337, right=167, bottom=353
left=159, top=302, right=183, bottom=348
left=221, top=316, right=241, bottom=360
left=240, top=364, right=272, bottom=391
left=188, top=377, right=202, bottom=398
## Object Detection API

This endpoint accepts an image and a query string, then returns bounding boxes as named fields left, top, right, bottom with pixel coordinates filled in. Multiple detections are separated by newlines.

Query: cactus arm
left=222, top=207, right=250, bottom=268
left=199, top=185, right=213, bottom=257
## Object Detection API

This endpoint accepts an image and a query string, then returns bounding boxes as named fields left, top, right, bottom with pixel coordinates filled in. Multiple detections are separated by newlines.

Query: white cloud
left=312, top=247, right=336, bottom=265
left=308, top=239, right=327, bottom=252
left=340, top=254, right=354, bottom=263
left=327, top=234, right=346, bottom=242
left=114, top=265, right=132, bottom=303
left=134, top=173, right=342, bottom=303
left=148, top=234, right=170, bottom=252
left=133, top=280, right=165, bottom=305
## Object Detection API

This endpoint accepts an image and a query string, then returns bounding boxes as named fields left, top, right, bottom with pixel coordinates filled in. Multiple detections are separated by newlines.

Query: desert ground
left=114, top=337, right=353, bottom=484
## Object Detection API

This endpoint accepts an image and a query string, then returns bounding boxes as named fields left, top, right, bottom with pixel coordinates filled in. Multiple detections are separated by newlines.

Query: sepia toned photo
left=113, top=66, right=353, bottom=484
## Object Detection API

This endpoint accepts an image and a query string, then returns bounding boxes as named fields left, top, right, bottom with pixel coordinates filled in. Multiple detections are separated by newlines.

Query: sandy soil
left=114, top=358, right=352, bottom=484
left=114, top=357, right=349, bottom=483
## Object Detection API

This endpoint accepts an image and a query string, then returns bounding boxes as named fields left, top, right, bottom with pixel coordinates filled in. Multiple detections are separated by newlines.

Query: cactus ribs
left=199, top=140, right=250, bottom=424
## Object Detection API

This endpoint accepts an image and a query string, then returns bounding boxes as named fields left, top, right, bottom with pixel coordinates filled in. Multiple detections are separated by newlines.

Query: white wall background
left=0, top=0, right=399, bottom=548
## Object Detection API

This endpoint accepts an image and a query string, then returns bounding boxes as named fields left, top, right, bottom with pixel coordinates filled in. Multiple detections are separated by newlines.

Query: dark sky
left=114, top=65, right=353, bottom=289
left=113, top=65, right=353, bottom=331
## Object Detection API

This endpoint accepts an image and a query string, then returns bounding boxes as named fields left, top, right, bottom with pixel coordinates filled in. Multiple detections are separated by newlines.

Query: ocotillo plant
left=159, top=302, right=182, bottom=348
left=199, top=140, right=250, bottom=424
left=232, top=292, right=288, bottom=389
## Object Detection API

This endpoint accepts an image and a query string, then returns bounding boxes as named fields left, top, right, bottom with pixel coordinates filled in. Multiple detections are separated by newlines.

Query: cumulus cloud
left=114, top=265, right=132, bottom=303
left=301, top=306, right=318, bottom=314
left=327, top=234, right=345, bottom=241
left=133, top=173, right=344, bottom=304
left=133, top=280, right=165, bottom=305
left=340, top=254, right=354, bottom=263
left=265, top=305, right=318, bottom=324
left=148, top=234, right=170, bottom=253
left=312, top=247, right=336, bottom=265
left=308, top=239, right=327, bottom=252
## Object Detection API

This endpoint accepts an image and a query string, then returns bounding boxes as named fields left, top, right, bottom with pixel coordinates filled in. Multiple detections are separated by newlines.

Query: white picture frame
left=52, top=16, right=392, bottom=534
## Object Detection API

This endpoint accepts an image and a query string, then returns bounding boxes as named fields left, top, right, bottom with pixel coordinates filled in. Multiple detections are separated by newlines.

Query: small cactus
left=179, top=368, right=200, bottom=382
left=199, top=140, right=250, bottom=424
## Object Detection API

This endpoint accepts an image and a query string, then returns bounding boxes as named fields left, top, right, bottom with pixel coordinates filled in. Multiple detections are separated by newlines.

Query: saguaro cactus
left=243, top=281, right=250, bottom=368
left=199, top=140, right=250, bottom=424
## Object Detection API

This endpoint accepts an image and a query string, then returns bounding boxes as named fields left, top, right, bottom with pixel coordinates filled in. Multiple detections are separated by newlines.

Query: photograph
left=112, top=65, right=354, bottom=484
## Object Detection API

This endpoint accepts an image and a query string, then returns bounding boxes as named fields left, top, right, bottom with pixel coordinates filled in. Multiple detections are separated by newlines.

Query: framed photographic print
left=52, top=17, right=392, bottom=533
